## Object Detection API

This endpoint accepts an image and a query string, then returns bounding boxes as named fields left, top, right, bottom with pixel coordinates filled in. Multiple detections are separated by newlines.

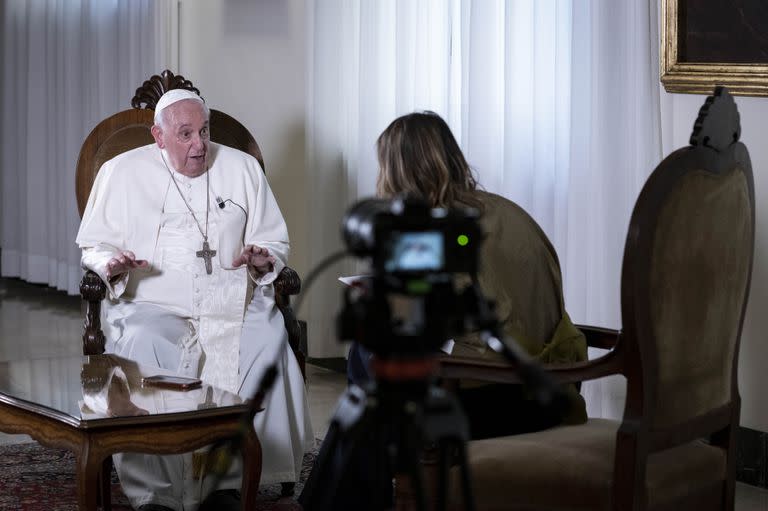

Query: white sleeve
left=244, top=160, right=290, bottom=286
left=81, top=244, right=129, bottom=299
left=76, top=160, right=128, bottom=251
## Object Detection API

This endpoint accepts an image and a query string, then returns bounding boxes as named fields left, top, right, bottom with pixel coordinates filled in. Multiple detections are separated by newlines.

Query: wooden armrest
left=80, top=270, right=107, bottom=356
left=437, top=348, right=624, bottom=386
left=576, top=324, right=621, bottom=350
left=437, top=325, right=623, bottom=385
left=271, top=266, right=306, bottom=380
left=274, top=267, right=301, bottom=296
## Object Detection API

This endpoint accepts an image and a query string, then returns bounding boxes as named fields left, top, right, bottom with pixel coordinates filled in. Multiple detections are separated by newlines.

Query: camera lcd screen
left=384, top=231, right=444, bottom=272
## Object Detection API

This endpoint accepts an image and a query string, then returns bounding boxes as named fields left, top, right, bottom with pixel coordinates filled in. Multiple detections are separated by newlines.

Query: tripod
left=299, top=357, right=475, bottom=511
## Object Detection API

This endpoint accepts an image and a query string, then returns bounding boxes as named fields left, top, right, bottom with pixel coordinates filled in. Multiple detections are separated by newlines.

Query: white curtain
left=1, top=0, right=178, bottom=295
left=307, top=0, right=663, bottom=420
left=565, top=0, right=663, bottom=419
left=306, top=0, right=460, bottom=359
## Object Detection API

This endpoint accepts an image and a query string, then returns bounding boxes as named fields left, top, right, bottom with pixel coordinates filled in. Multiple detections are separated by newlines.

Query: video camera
left=337, top=195, right=488, bottom=357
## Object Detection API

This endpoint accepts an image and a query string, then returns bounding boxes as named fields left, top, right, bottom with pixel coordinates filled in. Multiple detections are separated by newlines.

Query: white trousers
left=106, top=294, right=313, bottom=511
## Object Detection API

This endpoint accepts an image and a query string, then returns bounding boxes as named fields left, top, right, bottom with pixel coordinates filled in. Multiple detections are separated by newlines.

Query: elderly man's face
left=151, top=99, right=210, bottom=177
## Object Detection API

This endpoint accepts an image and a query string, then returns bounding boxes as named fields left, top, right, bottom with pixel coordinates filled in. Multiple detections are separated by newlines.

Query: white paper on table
left=441, top=339, right=455, bottom=355
left=338, top=275, right=372, bottom=286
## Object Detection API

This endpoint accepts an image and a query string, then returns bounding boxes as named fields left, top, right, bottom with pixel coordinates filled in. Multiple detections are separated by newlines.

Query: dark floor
left=0, top=277, right=766, bottom=508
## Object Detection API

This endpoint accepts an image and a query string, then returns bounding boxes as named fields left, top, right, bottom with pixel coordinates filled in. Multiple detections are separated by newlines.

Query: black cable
left=215, top=196, right=247, bottom=217
left=223, top=199, right=247, bottom=217
left=197, top=356, right=281, bottom=511
left=196, top=248, right=350, bottom=509
left=293, top=249, right=350, bottom=316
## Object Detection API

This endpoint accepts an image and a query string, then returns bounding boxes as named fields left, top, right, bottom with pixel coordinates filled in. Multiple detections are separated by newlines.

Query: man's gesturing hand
left=233, top=245, right=276, bottom=275
left=106, top=251, right=149, bottom=279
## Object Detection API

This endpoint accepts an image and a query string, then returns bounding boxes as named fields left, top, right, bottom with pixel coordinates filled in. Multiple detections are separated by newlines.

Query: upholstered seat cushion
left=449, top=418, right=726, bottom=511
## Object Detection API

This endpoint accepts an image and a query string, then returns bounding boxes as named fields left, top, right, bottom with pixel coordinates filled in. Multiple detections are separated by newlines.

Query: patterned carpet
left=0, top=441, right=317, bottom=510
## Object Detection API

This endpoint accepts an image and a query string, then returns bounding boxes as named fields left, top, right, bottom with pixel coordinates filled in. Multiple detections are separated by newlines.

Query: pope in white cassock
left=76, top=89, right=313, bottom=511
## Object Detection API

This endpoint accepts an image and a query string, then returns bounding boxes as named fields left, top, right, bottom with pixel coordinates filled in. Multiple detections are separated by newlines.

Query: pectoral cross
left=196, top=240, right=217, bottom=275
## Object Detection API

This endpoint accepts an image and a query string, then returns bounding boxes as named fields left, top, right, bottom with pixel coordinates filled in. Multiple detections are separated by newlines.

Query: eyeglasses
left=176, top=126, right=210, bottom=144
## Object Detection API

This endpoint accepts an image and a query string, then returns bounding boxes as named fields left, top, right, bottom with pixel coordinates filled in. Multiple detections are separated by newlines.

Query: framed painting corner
left=661, top=0, right=768, bottom=97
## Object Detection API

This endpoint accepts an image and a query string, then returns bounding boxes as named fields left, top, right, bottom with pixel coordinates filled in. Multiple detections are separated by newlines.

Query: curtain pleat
left=0, top=0, right=179, bottom=295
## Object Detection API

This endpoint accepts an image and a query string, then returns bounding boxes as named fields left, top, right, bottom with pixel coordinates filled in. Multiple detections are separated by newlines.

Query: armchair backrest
left=76, top=70, right=263, bottom=217
left=620, top=87, right=754, bottom=431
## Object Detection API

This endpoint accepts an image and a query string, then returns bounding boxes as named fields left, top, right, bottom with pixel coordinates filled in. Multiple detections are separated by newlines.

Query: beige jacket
left=452, top=190, right=587, bottom=422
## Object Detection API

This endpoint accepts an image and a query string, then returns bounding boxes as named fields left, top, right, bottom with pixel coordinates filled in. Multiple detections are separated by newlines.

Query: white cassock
left=76, top=142, right=313, bottom=510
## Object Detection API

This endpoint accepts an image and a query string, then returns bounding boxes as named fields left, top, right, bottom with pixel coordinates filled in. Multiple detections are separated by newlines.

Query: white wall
left=662, top=91, right=768, bottom=432
left=178, top=0, right=309, bottom=279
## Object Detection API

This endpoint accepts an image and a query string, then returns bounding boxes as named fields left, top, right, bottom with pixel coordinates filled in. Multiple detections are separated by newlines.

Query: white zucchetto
left=153, top=89, right=205, bottom=125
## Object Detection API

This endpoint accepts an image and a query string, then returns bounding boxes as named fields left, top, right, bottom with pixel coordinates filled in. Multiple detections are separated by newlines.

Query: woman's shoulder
left=471, top=190, right=532, bottom=222
left=471, top=190, right=555, bottom=249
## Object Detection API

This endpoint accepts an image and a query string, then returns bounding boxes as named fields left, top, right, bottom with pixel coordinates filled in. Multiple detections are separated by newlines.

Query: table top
left=0, top=354, right=248, bottom=429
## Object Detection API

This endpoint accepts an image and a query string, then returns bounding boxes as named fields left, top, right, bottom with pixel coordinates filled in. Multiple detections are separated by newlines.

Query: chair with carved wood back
left=76, top=70, right=306, bottom=380
left=76, top=70, right=307, bottom=503
left=402, top=87, right=753, bottom=511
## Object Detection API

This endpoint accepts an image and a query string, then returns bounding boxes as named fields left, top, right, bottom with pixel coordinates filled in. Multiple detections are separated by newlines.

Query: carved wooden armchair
left=400, top=87, right=754, bottom=511
left=76, top=70, right=306, bottom=378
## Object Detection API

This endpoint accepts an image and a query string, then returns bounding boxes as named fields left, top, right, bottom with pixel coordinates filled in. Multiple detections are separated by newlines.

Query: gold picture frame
left=661, top=0, right=768, bottom=96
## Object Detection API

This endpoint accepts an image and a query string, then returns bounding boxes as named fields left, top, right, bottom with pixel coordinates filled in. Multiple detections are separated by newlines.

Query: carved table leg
left=100, top=456, right=113, bottom=511
left=76, top=441, right=103, bottom=511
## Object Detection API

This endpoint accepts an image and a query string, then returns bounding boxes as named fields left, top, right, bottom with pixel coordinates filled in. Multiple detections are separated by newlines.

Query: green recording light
left=457, top=234, right=470, bottom=246
left=406, top=280, right=432, bottom=294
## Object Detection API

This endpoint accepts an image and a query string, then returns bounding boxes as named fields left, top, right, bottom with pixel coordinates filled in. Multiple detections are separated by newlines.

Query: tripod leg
left=436, top=441, right=449, bottom=511
left=402, top=442, right=429, bottom=511
left=299, top=385, right=393, bottom=511
left=453, top=442, right=475, bottom=511
left=420, top=386, right=475, bottom=511
left=298, top=420, right=341, bottom=508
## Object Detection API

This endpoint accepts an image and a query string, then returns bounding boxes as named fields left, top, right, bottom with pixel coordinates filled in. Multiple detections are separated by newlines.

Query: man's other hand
left=106, top=251, right=149, bottom=279
left=233, top=245, right=275, bottom=275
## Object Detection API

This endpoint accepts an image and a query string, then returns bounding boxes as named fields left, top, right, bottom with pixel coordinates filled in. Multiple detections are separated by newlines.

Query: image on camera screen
left=385, top=231, right=444, bottom=272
